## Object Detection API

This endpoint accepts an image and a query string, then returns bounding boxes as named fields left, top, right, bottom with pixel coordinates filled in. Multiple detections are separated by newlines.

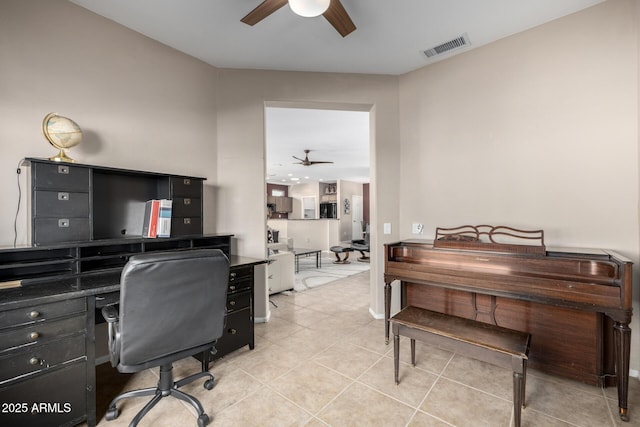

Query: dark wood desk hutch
left=384, top=225, right=633, bottom=422
left=0, top=159, right=264, bottom=427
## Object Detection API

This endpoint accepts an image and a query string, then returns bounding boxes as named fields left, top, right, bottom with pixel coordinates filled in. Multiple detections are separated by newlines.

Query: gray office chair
left=101, top=249, right=229, bottom=427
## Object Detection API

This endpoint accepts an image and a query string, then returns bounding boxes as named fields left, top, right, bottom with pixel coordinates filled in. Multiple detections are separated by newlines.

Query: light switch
left=383, top=223, right=392, bottom=234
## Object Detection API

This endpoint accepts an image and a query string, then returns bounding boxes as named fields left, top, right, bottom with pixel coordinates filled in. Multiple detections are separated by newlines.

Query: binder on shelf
left=157, top=199, right=172, bottom=238
left=142, top=200, right=160, bottom=238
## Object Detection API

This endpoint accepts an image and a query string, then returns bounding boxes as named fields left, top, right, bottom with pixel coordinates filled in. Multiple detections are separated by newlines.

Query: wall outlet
left=383, top=223, right=392, bottom=235
left=412, top=223, right=424, bottom=234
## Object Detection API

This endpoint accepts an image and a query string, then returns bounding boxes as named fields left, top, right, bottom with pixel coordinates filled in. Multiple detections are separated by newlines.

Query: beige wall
left=288, top=182, right=319, bottom=220
left=0, top=0, right=220, bottom=246
left=398, top=0, right=639, bottom=370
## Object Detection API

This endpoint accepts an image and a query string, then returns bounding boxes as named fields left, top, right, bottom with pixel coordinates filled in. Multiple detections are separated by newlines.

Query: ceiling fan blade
left=322, top=0, right=356, bottom=37
left=309, top=161, right=334, bottom=165
left=241, top=0, right=288, bottom=26
left=292, top=155, right=306, bottom=162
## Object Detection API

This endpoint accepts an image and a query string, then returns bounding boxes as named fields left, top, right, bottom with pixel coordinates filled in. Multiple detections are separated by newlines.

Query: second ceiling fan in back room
left=241, top=0, right=356, bottom=37
left=293, top=150, right=334, bottom=166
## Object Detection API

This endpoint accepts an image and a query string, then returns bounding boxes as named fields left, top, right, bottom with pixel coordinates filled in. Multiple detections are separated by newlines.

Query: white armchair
left=267, top=251, right=295, bottom=295
left=267, top=237, right=293, bottom=252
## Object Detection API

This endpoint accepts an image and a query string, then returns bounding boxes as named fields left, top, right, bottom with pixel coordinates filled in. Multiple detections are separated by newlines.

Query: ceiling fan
left=241, top=0, right=356, bottom=37
left=293, top=150, right=334, bottom=166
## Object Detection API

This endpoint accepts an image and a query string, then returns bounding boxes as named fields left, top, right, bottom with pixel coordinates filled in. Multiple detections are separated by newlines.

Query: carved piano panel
left=405, top=283, right=602, bottom=383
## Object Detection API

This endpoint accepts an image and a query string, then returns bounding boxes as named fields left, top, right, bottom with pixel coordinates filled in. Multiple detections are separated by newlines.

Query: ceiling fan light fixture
left=288, top=0, right=330, bottom=17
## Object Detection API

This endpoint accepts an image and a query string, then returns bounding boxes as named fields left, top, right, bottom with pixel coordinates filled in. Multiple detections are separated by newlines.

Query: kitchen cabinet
left=268, top=196, right=292, bottom=213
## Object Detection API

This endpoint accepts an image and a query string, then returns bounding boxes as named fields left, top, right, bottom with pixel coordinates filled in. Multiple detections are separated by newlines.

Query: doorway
left=351, top=195, right=363, bottom=240
left=264, top=103, right=371, bottom=245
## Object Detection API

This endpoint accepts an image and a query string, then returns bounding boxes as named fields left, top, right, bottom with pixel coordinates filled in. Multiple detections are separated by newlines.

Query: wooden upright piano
left=383, top=225, right=633, bottom=421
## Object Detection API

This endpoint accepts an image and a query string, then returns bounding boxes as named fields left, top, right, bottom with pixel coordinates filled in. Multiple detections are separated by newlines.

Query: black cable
left=13, top=161, right=23, bottom=247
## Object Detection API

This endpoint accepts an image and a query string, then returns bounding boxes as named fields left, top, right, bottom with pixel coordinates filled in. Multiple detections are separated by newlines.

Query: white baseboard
left=369, top=307, right=384, bottom=320
left=630, top=369, right=639, bottom=379
left=255, top=310, right=271, bottom=323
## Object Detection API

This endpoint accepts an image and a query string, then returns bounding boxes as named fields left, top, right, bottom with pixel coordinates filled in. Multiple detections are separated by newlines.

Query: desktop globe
left=42, top=112, right=82, bottom=162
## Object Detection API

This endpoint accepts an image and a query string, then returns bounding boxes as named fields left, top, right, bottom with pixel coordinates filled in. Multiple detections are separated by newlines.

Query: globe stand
left=49, top=148, right=76, bottom=163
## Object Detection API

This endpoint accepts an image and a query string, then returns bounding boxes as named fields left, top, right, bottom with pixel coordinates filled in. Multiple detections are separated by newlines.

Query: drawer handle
left=183, top=178, right=191, bottom=186
left=58, top=192, right=69, bottom=201
left=183, top=198, right=191, bottom=205
left=57, top=165, right=69, bottom=175
left=58, top=219, right=70, bottom=228
left=229, top=300, right=236, bottom=306
left=28, top=310, right=40, bottom=319
left=29, top=357, right=41, bottom=366
left=229, top=285, right=236, bottom=291
left=183, top=218, right=191, bottom=225
left=29, top=332, right=40, bottom=340
left=230, top=272, right=237, bottom=279
left=228, top=328, right=237, bottom=335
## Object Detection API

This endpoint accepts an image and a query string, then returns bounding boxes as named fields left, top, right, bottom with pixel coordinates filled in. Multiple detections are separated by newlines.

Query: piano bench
left=391, top=306, right=531, bottom=427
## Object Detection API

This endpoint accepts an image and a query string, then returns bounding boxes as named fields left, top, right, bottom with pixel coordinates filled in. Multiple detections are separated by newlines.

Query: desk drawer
left=0, top=315, right=85, bottom=353
left=0, top=361, right=86, bottom=427
left=33, top=190, right=89, bottom=217
left=171, top=177, right=202, bottom=198
left=34, top=217, right=90, bottom=245
left=228, top=266, right=253, bottom=293
left=0, top=298, right=86, bottom=330
left=227, top=291, right=250, bottom=314
left=0, top=334, right=85, bottom=384
left=171, top=217, right=202, bottom=236
left=214, top=308, right=252, bottom=357
left=33, top=162, right=89, bottom=191
left=172, top=197, right=201, bottom=217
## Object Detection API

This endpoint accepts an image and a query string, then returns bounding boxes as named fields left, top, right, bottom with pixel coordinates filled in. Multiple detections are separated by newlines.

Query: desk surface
left=0, top=255, right=265, bottom=311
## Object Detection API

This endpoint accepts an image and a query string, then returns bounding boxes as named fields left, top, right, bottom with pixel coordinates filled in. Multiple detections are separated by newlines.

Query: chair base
left=356, top=252, right=370, bottom=263
left=106, top=364, right=214, bottom=427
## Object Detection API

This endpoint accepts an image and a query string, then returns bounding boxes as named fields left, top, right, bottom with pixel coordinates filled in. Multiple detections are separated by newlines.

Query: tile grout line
left=404, top=350, right=457, bottom=427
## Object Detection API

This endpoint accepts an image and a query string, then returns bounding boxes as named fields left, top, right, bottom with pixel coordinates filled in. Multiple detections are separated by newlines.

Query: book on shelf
left=157, top=199, right=172, bottom=238
left=142, top=200, right=160, bottom=238
left=142, top=199, right=172, bottom=238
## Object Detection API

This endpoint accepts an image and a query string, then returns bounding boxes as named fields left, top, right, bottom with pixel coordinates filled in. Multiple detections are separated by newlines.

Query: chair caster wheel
left=203, top=378, right=215, bottom=390
left=105, top=407, right=119, bottom=421
left=198, top=413, right=210, bottom=427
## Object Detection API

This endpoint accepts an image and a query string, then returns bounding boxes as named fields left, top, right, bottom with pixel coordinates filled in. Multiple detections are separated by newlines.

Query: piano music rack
left=433, top=224, right=546, bottom=255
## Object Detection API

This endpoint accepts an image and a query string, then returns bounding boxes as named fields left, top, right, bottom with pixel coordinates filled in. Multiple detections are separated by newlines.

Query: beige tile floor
left=93, top=270, right=640, bottom=427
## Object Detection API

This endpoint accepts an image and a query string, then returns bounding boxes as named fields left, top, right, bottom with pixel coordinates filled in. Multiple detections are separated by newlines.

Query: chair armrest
left=101, top=305, right=121, bottom=367
left=101, top=305, right=119, bottom=323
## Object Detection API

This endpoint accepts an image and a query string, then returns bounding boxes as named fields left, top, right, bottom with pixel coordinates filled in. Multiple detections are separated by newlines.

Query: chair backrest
left=118, top=249, right=229, bottom=367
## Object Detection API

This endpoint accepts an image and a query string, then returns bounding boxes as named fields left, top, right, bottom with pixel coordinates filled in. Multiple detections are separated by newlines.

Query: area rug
left=293, top=253, right=370, bottom=292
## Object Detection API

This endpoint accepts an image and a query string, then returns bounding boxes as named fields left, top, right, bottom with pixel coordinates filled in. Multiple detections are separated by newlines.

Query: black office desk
left=0, top=236, right=265, bottom=427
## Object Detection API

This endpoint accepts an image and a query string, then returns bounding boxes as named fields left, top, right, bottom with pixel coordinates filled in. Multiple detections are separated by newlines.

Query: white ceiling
left=266, top=107, right=370, bottom=185
left=70, top=0, right=604, bottom=75
left=68, top=0, right=605, bottom=185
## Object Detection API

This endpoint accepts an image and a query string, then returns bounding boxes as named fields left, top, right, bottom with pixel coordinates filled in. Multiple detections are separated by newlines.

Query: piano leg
left=384, top=281, right=392, bottom=344
left=613, top=321, right=631, bottom=422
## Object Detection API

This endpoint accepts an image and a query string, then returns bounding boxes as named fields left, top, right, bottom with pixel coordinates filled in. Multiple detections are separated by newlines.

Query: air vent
left=423, top=33, right=471, bottom=58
